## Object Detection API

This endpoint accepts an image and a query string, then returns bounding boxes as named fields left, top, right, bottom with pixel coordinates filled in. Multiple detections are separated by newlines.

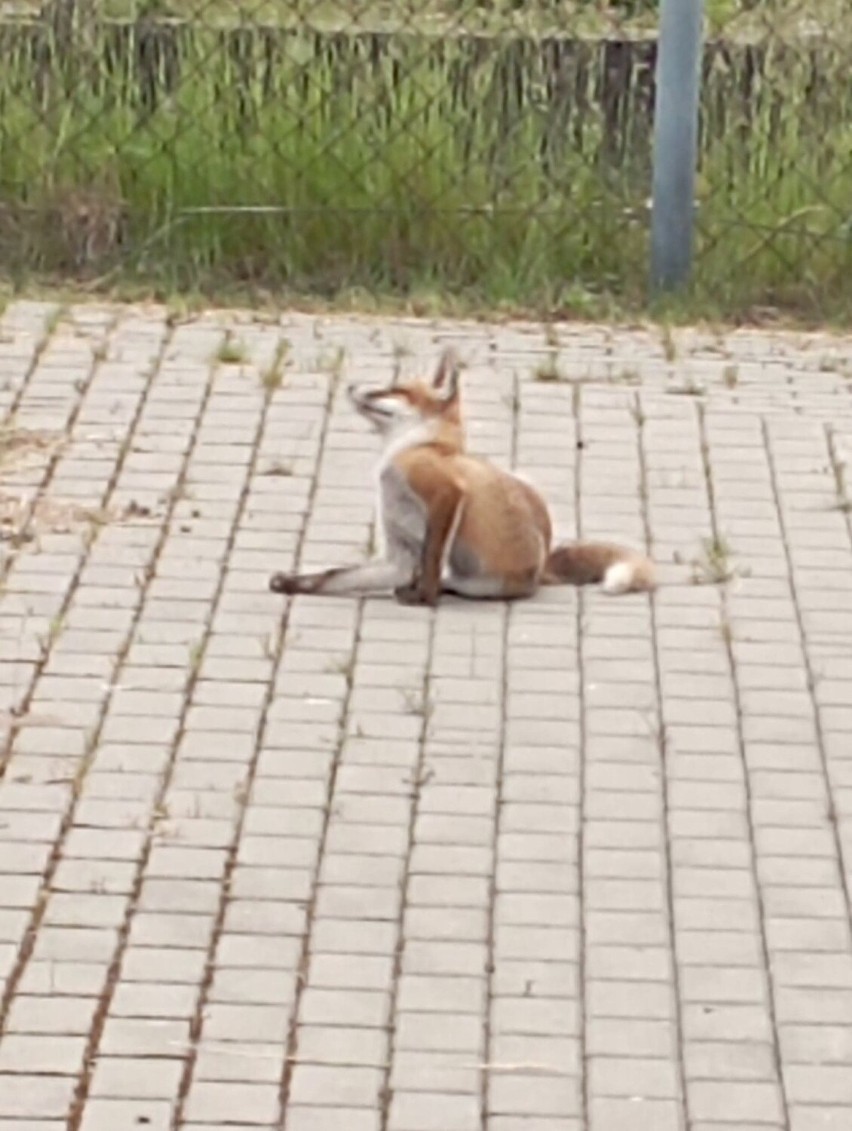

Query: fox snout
left=347, top=383, right=385, bottom=411
left=346, top=382, right=377, bottom=420
left=347, top=382, right=412, bottom=433
left=346, top=383, right=366, bottom=411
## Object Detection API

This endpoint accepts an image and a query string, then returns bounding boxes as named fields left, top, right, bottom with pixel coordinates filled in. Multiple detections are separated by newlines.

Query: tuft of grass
left=327, top=654, right=355, bottom=689
left=533, top=350, right=566, bottom=382
left=47, top=612, right=66, bottom=644
left=187, top=640, right=205, bottom=674
left=260, top=337, right=290, bottom=391
left=261, top=460, right=293, bottom=477
left=691, top=534, right=738, bottom=585
left=43, top=305, right=65, bottom=335
left=261, top=364, right=283, bottom=390
left=215, top=337, right=249, bottom=364
left=400, top=687, right=433, bottom=720
left=660, top=323, right=678, bottom=364
left=615, top=366, right=641, bottom=385
left=719, top=612, right=734, bottom=647
left=543, top=323, right=561, bottom=349
left=318, top=345, right=346, bottom=379
left=829, top=446, right=852, bottom=513
left=667, top=376, right=706, bottom=397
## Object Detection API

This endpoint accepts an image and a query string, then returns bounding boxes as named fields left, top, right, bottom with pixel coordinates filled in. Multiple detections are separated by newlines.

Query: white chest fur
left=372, top=421, right=436, bottom=562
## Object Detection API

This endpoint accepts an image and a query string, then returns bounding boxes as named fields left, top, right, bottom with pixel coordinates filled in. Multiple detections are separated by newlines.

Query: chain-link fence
left=0, top=0, right=849, bottom=319
left=693, top=2, right=851, bottom=321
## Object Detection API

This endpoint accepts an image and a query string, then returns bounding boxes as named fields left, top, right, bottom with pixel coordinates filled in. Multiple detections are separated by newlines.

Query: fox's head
left=347, top=349, right=463, bottom=443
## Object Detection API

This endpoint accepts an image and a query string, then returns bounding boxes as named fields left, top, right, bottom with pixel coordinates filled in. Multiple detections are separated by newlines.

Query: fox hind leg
left=269, top=559, right=410, bottom=597
left=442, top=571, right=538, bottom=601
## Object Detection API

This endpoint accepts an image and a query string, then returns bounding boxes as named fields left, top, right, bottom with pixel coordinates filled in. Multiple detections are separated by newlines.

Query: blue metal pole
left=650, top=0, right=705, bottom=293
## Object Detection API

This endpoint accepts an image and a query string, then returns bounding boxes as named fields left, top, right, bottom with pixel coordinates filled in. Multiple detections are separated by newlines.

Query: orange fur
left=269, top=349, right=655, bottom=604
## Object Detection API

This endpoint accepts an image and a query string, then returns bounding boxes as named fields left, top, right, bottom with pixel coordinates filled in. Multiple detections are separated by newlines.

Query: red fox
left=269, top=349, right=655, bottom=606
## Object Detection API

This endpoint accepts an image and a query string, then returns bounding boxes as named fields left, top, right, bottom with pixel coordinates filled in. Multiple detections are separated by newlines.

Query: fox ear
left=432, top=348, right=460, bottom=400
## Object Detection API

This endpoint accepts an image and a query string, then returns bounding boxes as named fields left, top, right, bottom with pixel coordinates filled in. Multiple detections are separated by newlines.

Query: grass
left=17, top=0, right=849, bottom=40
left=214, top=337, right=250, bottom=364
left=0, top=10, right=848, bottom=322
left=829, top=436, right=851, bottom=514
left=691, top=534, right=739, bottom=585
left=660, top=323, right=677, bottom=364
left=260, top=340, right=288, bottom=390
left=533, top=351, right=566, bottom=382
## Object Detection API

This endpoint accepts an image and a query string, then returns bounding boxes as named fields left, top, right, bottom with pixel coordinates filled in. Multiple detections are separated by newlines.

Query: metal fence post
left=650, top=0, right=705, bottom=293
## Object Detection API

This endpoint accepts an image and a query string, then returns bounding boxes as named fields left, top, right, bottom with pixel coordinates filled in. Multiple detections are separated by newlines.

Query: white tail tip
left=601, top=560, right=637, bottom=595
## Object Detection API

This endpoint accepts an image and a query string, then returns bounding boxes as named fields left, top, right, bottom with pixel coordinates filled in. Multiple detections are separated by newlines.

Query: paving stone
left=89, top=1056, right=185, bottom=1099
left=589, top=1096, right=682, bottom=1131
left=689, top=1080, right=785, bottom=1123
left=0, top=1077, right=75, bottom=1119
left=295, top=1024, right=389, bottom=1067
left=3, top=308, right=852, bottom=1131
left=788, top=1106, right=852, bottom=1131
left=0, top=1123, right=68, bottom=1131
left=288, top=1063, right=383, bottom=1107
left=4, top=995, right=100, bottom=1035
left=394, top=1011, right=484, bottom=1055
left=110, top=982, right=199, bottom=1019
left=287, top=1109, right=380, bottom=1131
left=489, top=1073, right=581, bottom=1116
left=183, top=1081, right=279, bottom=1125
left=388, top=1091, right=480, bottom=1131
left=397, top=973, right=486, bottom=1015
left=99, top=1017, right=191, bottom=1057
left=79, top=1099, right=174, bottom=1131
left=0, top=1034, right=87, bottom=1075
left=490, top=1121, right=581, bottom=1131
left=588, top=1056, right=680, bottom=1099
left=201, top=1003, right=293, bottom=1043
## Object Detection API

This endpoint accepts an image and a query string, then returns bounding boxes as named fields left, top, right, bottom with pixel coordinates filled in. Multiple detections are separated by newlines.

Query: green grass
left=15, top=0, right=851, bottom=41
left=0, top=15, right=849, bottom=322
left=693, top=41, right=852, bottom=318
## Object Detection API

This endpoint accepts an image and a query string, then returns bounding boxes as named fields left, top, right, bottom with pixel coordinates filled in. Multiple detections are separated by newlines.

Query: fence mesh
left=694, top=1, right=851, bottom=320
left=0, top=0, right=849, bottom=319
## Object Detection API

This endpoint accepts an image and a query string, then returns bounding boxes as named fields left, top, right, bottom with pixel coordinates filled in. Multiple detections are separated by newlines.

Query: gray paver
left=1, top=305, right=852, bottom=1130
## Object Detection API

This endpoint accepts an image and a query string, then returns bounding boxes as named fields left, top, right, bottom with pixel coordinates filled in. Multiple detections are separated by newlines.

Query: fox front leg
left=393, top=484, right=464, bottom=607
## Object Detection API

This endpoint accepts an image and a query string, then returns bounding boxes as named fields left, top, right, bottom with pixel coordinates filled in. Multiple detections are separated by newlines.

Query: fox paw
left=269, top=572, right=298, bottom=594
left=394, top=583, right=437, bottom=607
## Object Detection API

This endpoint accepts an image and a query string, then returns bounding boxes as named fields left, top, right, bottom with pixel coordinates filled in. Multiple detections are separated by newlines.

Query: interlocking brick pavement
left=2, top=300, right=852, bottom=1130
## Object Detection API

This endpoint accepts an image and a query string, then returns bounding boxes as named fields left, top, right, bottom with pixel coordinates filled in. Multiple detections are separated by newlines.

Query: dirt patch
left=1, top=492, right=155, bottom=548
left=2, top=424, right=159, bottom=546
left=0, top=424, right=63, bottom=472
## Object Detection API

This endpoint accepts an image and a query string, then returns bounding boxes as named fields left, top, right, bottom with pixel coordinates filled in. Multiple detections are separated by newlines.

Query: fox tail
left=543, top=541, right=655, bottom=595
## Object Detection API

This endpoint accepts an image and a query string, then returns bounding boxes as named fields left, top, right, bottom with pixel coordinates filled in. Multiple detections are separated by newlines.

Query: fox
left=269, top=349, right=655, bottom=606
